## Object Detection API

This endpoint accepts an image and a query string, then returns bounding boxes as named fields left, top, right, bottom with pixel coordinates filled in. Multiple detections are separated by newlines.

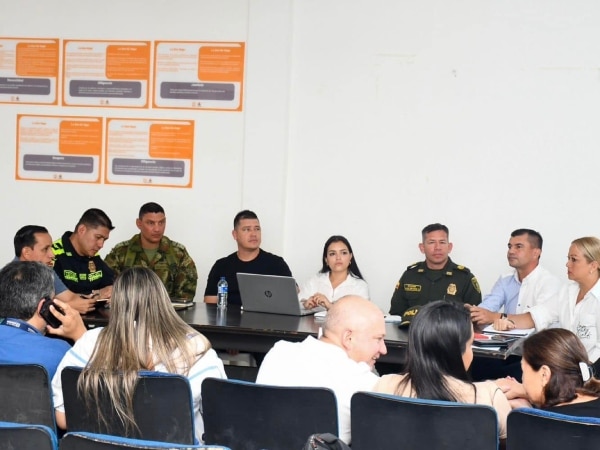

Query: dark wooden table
left=84, top=303, right=515, bottom=364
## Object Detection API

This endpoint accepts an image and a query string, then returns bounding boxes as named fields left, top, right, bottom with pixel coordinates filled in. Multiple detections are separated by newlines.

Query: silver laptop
left=237, top=273, right=325, bottom=316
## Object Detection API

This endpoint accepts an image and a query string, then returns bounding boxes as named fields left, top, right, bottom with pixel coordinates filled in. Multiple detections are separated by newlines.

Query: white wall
left=2, top=0, right=599, bottom=312
left=284, top=0, right=600, bottom=309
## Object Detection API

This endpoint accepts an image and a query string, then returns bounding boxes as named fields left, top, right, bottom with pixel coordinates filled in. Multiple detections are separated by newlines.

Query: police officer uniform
left=52, top=231, right=114, bottom=295
left=104, top=234, right=198, bottom=300
left=389, top=258, right=481, bottom=315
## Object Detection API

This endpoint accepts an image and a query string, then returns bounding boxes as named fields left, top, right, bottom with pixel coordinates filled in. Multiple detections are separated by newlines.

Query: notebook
left=170, top=297, right=195, bottom=311
left=237, top=273, right=325, bottom=316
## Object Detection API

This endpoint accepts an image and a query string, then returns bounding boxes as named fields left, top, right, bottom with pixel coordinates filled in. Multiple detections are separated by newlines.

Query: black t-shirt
left=204, top=249, right=292, bottom=305
left=545, top=397, right=600, bottom=417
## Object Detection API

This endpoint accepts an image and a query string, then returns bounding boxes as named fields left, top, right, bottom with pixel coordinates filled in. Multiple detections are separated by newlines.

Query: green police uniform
left=389, top=258, right=481, bottom=316
left=104, top=234, right=198, bottom=299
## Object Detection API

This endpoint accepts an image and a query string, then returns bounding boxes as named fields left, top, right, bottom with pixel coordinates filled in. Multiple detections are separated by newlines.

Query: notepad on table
left=482, top=324, right=534, bottom=337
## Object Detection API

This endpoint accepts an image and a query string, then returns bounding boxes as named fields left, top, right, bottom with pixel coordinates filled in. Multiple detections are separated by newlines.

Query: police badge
left=447, top=283, right=457, bottom=296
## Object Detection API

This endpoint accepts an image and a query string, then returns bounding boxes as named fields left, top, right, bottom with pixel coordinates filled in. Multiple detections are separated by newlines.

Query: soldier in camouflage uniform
left=389, top=223, right=481, bottom=316
left=105, top=203, right=198, bottom=300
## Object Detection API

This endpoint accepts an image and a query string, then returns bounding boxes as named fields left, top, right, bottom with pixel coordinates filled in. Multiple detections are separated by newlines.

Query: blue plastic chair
left=0, top=421, right=57, bottom=450
left=202, top=377, right=338, bottom=450
left=507, top=407, right=600, bottom=450
left=351, top=391, right=499, bottom=450
left=61, top=366, right=196, bottom=444
left=60, top=431, right=231, bottom=449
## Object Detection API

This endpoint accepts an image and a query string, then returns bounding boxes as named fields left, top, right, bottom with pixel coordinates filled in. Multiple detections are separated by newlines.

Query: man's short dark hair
left=421, top=223, right=449, bottom=240
left=139, top=202, right=165, bottom=219
left=14, top=225, right=48, bottom=257
left=0, top=261, right=54, bottom=320
left=75, top=208, right=114, bottom=232
left=511, top=228, right=543, bottom=250
left=233, top=210, right=259, bottom=228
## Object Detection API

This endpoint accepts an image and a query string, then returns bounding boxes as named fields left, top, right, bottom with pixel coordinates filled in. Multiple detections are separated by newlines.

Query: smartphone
left=94, top=298, right=109, bottom=309
left=39, top=297, right=65, bottom=328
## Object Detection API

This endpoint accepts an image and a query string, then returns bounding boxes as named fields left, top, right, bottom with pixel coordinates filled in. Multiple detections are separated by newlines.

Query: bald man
left=256, top=296, right=387, bottom=444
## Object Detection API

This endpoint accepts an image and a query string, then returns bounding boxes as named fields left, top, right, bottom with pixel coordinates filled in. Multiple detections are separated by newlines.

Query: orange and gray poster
left=62, top=40, right=150, bottom=108
left=0, top=37, right=59, bottom=105
left=105, top=118, right=194, bottom=188
left=153, top=41, right=244, bottom=111
left=16, top=114, right=103, bottom=183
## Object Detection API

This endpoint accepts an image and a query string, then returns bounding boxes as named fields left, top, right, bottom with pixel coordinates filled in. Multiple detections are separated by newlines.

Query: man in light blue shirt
left=468, top=229, right=563, bottom=381
left=469, top=228, right=562, bottom=326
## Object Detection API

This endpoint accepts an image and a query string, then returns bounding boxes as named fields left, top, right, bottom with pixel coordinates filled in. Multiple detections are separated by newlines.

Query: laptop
left=237, top=273, right=325, bottom=316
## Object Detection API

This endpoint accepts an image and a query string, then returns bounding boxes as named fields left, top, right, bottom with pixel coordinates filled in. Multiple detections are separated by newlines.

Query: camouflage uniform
left=389, top=258, right=481, bottom=315
left=105, top=234, right=198, bottom=299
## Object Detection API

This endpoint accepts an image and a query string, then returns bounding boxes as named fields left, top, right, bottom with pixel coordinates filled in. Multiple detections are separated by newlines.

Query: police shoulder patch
left=406, top=262, right=420, bottom=270
left=455, top=264, right=471, bottom=273
left=471, top=277, right=481, bottom=293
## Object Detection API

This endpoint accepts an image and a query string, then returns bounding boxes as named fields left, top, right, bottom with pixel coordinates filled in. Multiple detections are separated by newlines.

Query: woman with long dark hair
left=300, top=235, right=368, bottom=310
left=374, top=300, right=510, bottom=439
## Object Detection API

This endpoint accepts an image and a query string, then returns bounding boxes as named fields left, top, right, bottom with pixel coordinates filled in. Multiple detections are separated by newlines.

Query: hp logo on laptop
left=264, top=290, right=273, bottom=298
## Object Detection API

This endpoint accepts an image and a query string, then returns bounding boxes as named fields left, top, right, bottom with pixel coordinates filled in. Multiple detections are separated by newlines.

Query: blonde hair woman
left=494, top=236, right=600, bottom=364
left=51, top=267, right=226, bottom=440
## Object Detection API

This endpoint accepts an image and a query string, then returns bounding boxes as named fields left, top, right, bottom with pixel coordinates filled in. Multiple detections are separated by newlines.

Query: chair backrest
left=202, top=377, right=339, bottom=450
left=507, top=407, right=600, bottom=450
left=60, top=431, right=231, bottom=450
left=351, top=391, right=498, bottom=450
left=0, top=363, right=55, bottom=430
left=0, top=421, right=57, bottom=450
left=61, top=366, right=195, bottom=444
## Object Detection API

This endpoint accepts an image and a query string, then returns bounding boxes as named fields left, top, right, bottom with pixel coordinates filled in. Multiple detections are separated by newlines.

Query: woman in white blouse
left=494, top=236, right=600, bottom=364
left=300, top=235, right=369, bottom=310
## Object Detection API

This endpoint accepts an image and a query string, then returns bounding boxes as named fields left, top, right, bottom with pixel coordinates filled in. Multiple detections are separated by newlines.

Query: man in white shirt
left=256, top=296, right=386, bottom=444
left=467, top=229, right=562, bottom=381
left=469, top=228, right=562, bottom=325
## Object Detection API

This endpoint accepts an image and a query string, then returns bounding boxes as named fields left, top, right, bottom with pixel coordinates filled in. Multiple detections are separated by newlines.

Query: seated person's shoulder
left=373, top=373, right=406, bottom=394
left=162, top=237, right=193, bottom=257
left=406, top=261, right=422, bottom=271
left=52, top=236, right=65, bottom=253
left=450, top=261, right=475, bottom=276
left=168, top=239, right=188, bottom=251
left=108, top=239, right=131, bottom=252
left=258, top=249, right=284, bottom=260
left=212, top=252, right=237, bottom=265
left=399, top=261, right=424, bottom=278
left=206, top=252, right=237, bottom=275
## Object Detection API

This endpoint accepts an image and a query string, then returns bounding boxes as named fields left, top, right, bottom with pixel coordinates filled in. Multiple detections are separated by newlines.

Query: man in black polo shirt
left=204, top=210, right=292, bottom=305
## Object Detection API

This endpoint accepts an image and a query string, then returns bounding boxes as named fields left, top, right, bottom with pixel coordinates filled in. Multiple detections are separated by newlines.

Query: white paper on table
left=482, top=324, right=535, bottom=337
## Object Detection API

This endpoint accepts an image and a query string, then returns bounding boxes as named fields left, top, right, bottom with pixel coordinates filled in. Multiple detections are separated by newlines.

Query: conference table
left=83, top=303, right=518, bottom=365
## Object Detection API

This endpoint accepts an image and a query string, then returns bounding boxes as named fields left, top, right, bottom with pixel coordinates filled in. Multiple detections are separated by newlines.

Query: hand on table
left=303, top=293, right=333, bottom=310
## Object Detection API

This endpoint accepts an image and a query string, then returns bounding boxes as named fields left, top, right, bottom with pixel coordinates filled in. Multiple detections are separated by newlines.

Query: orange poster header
left=198, top=44, right=245, bottom=82
left=148, top=123, right=194, bottom=159
left=16, top=41, right=59, bottom=77
left=59, top=120, right=102, bottom=156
